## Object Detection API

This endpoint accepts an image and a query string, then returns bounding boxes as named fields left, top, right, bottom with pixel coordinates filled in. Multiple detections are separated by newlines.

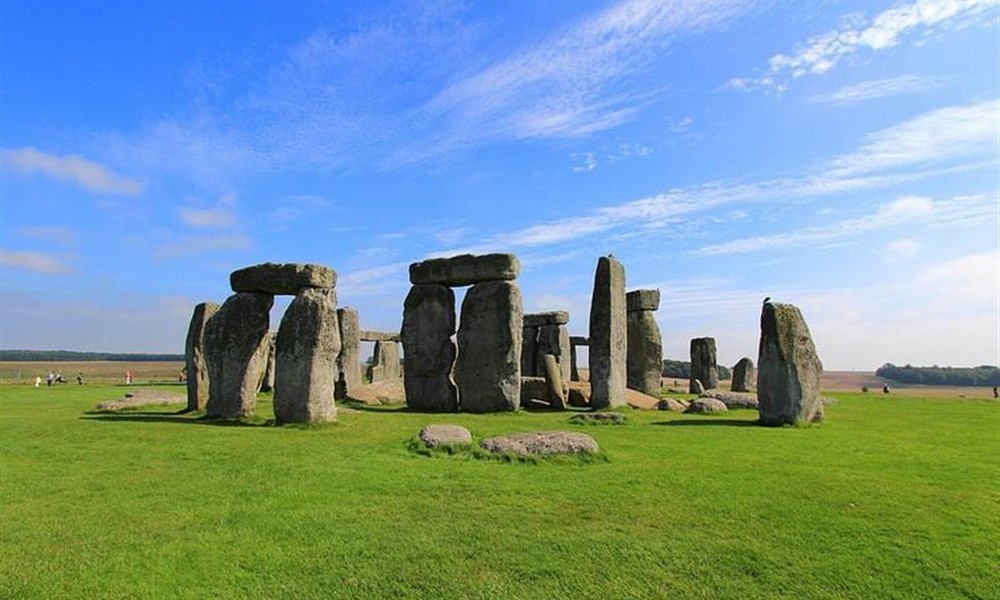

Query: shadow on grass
left=80, top=413, right=275, bottom=427
left=652, top=419, right=758, bottom=427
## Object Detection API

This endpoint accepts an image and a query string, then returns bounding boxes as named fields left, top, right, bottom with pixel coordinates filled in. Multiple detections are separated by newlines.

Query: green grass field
left=1, top=383, right=997, bottom=599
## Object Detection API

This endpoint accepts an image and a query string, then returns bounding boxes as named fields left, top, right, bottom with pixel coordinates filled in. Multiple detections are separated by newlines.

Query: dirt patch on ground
left=95, top=388, right=186, bottom=412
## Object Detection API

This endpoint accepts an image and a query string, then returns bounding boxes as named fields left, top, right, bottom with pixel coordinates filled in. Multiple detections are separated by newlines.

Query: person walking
left=46, top=371, right=54, bottom=387
left=34, top=375, right=41, bottom=387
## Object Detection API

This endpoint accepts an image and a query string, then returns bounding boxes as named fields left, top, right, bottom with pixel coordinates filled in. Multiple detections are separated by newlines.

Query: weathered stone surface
left=691, top=378, right=706, bottom=395
left=230, top=262, right=336, bottom=295
left=336, top=308, right=362, bottom=399
left=204, top=292, right=273, bottom=419
left=626, top=310, right=663, bottom=396
left=685, top=398, right=728, bottom=414
left=273, top=288, right=340, bottom=423
left=347, top=380, right=406, bottom=405
left=258, top=331, right=276, bottom=393
left=480, top=431, right=599, bottom=456
left=402, top=284, right=458, bottom=412
left=536, top=323, right=571, bottom=382
left=358, top=330, right=401, bottom=342
left=570, top=412, right=626, bottom=424
left=731, top=357, right=755, bottom=393
left=409, top=253, right=520, bottom=287
left=589, top=256, right=627, bottom=409
left=689, top=337, right=719, bottom=393
left=520, top=376, right=551, bottom=407
left=369, top=340, right=402, bottom=382
left=656, top=398, right=687, bottom=412
left=523, top=311, right=569, bottom=327
left=542, top=354, right=566, bottom=410
left=702, top=390, right=759, bottom=409
left=626, top=289, right=660, bottom=313
left=567, top=384, right=590, bottom=407
left=419, top=424, right=472, bottom=449
left=757, top=301, right=824, bottom=426
left=455, top=280, right=523, bottom=413
left=185, top=301, right=219, bottom=412
left=521, top=326, right=539, bottom=377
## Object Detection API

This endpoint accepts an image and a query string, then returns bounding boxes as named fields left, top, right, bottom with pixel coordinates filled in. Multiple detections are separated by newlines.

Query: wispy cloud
left=572, top=152, right=598, bottom=173
left=18, top=226, right=77, bottom=246
left=0, top=147, right=145, bottom=195
left=883, top=238, right=920, bottom=263
left=178, top=207, right=236, bottom=229
left=807, top=74, right=943, bottom=105
left=0, top=249, right=75, bottom=275
left=725, top=0, right=996, bottom=92
left=154, top=234, right=253, bottom=260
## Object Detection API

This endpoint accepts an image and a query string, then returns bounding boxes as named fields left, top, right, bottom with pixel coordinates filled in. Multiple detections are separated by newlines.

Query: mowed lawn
left=1, top=384, right=997, bottom=599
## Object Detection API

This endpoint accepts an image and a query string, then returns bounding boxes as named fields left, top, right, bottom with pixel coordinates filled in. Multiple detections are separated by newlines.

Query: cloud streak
left=0, top=249, right=75, bottom=275
left=807, top=74, right=943, bottom=105
left=0, top=147, right=145, bottom=196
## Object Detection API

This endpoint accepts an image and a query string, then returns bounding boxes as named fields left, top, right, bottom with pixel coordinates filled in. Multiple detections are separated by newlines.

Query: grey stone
left=521, top=325, right=539, bottom=377
left=204, top=292, right=274, bottom=419
left=689, top=337, right=719, bottom=393
left=409, top=253, right=520, bottom=287
left=702, top=390, right=759, bottom=409
left=520, top=376, right=551, bottom=407
left=626, top=309, right=663, bottom=396
left=731, top=357, right=755, bottom=393
left=273, top=288, right=340, bottom=423
left=536, top=323, right=571, bottom=383
left=184, top=301, right=218, bottom=412
left=358, top=330, right=401, bottom=342
left=369, top=340, right=402, bottom=382
left=589, top=255, right=627, bottom=409
left=656, top=398, right=687, bottom=412
left=258, top=331, right=276, bottom=393
left=455, top=280, right=523, bottom=413
left=480, top=431, right=599, bottom=456
left=542, top=353, right=566, bottom=410
left=691, top=379, right=706, bottom=395
left=336, top=308, right=362, bottom=399
left=230, top=262, right=336, bottom=295
left=419, top=424, right=472, bottom=449
left=401, top=284, right=458, bottom=412
left=626, top=289, right=660, bottom=312
left=523, top=311, right=569, bottom=327
left=685, top=398, right=728, bottom=414
left=757, top=301, right=824, bottom=426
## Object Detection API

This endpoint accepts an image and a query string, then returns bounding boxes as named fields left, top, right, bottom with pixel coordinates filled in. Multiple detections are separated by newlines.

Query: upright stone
left=689, top=337, right=719, bottom=393
left=402, top=284, right=458, bottom=412
left=521, top=326, right=539, bottom=377
left=588, top=255, right=627, bottom=409
left=336, top=308, right=362, bottom=398
left=455, top=280, right=523, bottom=413
left=258, top=331, right=276, bottom=393
left=184, top=301, right=219, bottom=412
left=542, top=353, right=566, bottom=410
left=731, top=357, right=755, bottom=393
left=204, top=292, right=273, bottom=418
left=273, top=288, right=340, bottom=423
left=757, top=301, right=824, bottom=426
left=536, top=323, right=571, bottom=383
left=626, top=289, right=663, bottom=396
left=409, top=253, right=520, bottom=287
left=370, top=340, right=402, bottom=381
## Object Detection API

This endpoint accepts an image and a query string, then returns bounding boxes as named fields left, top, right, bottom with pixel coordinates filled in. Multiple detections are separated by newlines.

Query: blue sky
left=1, top=0, right=998, bottom=370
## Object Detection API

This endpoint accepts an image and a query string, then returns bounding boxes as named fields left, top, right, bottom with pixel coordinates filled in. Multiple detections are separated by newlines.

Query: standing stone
left=204, top=292, right=273, bottom=419
left=757, top=301, right=824, bottom=426
left=731, top=357, right=755, bottom=393
left=626, top=289, right=663, bottom=396
left=402, top=284, right=458, bottom=412
left=542, top=353, right=566, bottom=410
left=184, top=301, right=219, bottom=412
left=588, top=255, right=627, bottom=409
left=258, top=331, right=276, bottom=393
left=521, top=326, right=539, bottom=377
left=689, top=337, right=719, bottom=393
left=274, top=288, right=340, bottom=423
left=536, top=323, right=571, bottom=383
left=369, top=340, right=402, bottom=382
left=335, top=308, right=362, bottom=399
left=455, top=280, right=523, bottom=413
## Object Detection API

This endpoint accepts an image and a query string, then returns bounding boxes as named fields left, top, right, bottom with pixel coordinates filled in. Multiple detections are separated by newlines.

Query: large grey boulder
left=455, top=280, right=523, bottom=413
left=402, top=284, right=458, bottom=412
left=757, top=301, right=824, bottom=426
left=731, top=357, right=755, bottom=393
left=230, top=262, right=336, bottom=295
left=589, top=255, right=627, bottom=409
left=336, top=308, right=362, bottom=399
left=480, top=431, right=599, bottom=456
left=184, top=301, right=218, bottom=412
left=626, top=305, right=663, bottom=396
left=369, top=340, right=402, bottom=381
left=685, top=398, right=728, bottom=414
left=702, top=390, right=758, bottom=409
left=689, top=337, right=719, bottom=393
left=419, top=424, right=472, bottom=449
left=409, top=253, right=520, bottom=287
left=204, top=292, right=273, bottom=419
left=273, top=288, right=340, bottom=423
left=258, top=331, right=276, bottom=393
left=542, top=353, right=567, bottom=410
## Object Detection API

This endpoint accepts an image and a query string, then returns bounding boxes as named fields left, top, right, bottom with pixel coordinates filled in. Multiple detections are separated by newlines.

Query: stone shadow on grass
left=652, top=419, right=758, bottom=427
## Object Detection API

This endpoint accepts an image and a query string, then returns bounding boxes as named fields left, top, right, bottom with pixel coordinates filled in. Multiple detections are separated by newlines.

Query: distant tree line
left=876, top=363, right=1000, bottom=387
left=661, top=359, right=731, bottom=380
left=0, top=350, right=184, bottom=362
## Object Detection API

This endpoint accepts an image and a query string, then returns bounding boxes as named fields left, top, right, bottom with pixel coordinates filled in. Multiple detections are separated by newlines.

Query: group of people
left=35, top=371, right=84, bottom=386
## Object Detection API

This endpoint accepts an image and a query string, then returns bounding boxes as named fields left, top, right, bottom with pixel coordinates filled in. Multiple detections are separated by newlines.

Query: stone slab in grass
left=685, top=398, right=728, bottom=414
left=480, top=431, right=599, bottom=456
left=656, top=398, right=687, bottom=412
left=701, top=390, right=759, bottom=409
left=95, top=389, right=186, bottom=412
left=570, top=412, right=626, bottom=425
left=419, top=424, right=473, bottom=448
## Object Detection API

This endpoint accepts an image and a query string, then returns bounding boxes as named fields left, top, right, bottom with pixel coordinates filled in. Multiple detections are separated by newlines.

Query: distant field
left=0, top=361, right=185, bottom=385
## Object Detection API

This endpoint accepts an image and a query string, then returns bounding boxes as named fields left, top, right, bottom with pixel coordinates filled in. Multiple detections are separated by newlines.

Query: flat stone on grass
left=685, top=398, right=729, bottom=414
left=419, top=424, right=472, bottom=449
left=480, top=431, right=599, bottom=456
left=570, top=412, right=626, bottom=425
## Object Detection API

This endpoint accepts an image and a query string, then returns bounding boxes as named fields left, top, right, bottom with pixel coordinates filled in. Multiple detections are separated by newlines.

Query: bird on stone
left=763, top=296, right=771, bottom=303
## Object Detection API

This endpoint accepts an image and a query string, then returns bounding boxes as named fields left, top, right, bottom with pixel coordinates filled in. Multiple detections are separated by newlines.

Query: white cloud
left=727, top=0, right=996, bottom=91
left=154, top=234, right=253, bottom=260
left=807, top=74, right=943, bottom=105
left=18, top=226, right=77, bottom=246
left=572, top=152, right=598, bottom=172
left=0, top=147, right=145, bottom=196
left=178, top=207, right=236, bottom=229
left=0, top=249, right=74, bottom=275
left=883, top=238, right=920, bottom=262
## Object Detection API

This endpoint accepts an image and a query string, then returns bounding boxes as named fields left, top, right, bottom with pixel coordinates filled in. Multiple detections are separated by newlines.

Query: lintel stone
left=626, top=289, right=660, bottom=312
left=359, top=330, right=401, bottom=342
left=231, top=262, right=336, bottom=295
left=409, top=253, right=520, bottom=287
left=523, top=311, right=569, bottom=327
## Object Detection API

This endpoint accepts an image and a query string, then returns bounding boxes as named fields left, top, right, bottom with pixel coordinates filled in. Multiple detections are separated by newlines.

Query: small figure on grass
left=882, top=384, right=890, bottom=394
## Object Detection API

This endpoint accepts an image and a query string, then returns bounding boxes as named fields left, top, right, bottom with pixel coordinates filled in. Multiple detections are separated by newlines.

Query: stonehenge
left=203, top=291, right=273, bottom=419
left=689, top=337, right=719, bottom=393
left=569, top=336, right=588, bottom=382
left=626, top=289, right=663, bottom=396
left=522, top=311, right=571, bottom=382
left=274, top=288, right=340, bottom=423
left=184, top=301, right=218, bottom=412
left=589, top=255, right=627, bottom=409
left=757, top=300, right=824, bottom=426
left=731, top=357, right=755, bottom=393
left=403, top=253, right=522, bottom=412
left=335, top=308, right=361, bottom=399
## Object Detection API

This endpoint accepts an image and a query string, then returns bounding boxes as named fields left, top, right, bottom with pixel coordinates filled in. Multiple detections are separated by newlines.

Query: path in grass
left=1, top=384, right=997, bottom=599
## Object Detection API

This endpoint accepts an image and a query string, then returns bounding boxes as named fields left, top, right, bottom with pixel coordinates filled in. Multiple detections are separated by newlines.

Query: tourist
left=34, top=375, right=41, bottom=387
left=46, top=371, right=54, bottom=386
left=125, top=370, right=133, bottom=385
left=77, top=372, right=84, bottom=385
left=882, top=384, right=890, bottom=394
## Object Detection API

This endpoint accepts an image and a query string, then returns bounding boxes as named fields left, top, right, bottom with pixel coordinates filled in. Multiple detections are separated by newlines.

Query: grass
left=1, top=382, right=997, bottom=599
